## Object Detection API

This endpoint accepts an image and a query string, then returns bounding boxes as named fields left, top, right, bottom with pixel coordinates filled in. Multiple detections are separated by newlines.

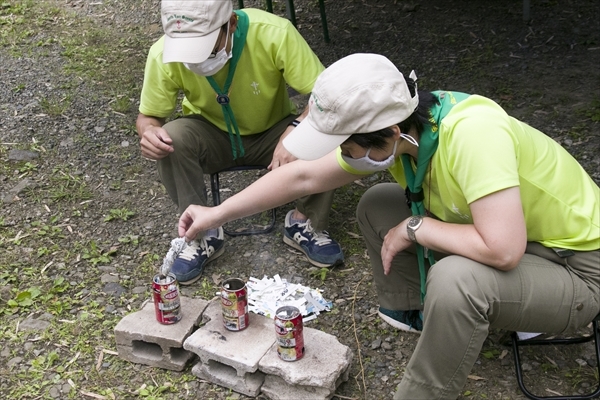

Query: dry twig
left=351, top=274, right=369, bottom=397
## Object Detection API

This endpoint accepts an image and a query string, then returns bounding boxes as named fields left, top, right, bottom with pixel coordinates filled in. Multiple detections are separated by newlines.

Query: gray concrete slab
left=114, top=296, right=209, bottom=371
left=258, top=326, right=353, bottom=391
left=260, top=374, right=333, bottom=400
left=183, top=299, right=276, bottom=375
left=191, top=360, right=265, bottom=397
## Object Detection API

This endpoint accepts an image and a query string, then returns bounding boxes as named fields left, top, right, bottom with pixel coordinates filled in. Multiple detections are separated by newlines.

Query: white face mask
left=341, top=134, right=418, bottom=172
left=184, top=26, right=233, bottom=76
left=342, top=140, right=399, bottom=172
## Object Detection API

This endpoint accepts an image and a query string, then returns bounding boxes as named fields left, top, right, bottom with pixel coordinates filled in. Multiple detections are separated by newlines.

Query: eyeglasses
left=207, top=24, right=228, bottom=59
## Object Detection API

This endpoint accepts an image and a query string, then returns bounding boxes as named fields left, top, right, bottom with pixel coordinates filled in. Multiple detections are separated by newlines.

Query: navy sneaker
left=283, top=210, right=344, bottom=268
left=170, top=227, right=225, bottom=285
left=378, top=307, right=423, bottom=333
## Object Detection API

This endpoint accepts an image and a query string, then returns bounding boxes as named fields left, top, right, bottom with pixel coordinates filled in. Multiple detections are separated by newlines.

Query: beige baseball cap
left=283, top=53, right=419, bottom=161
left=161, top=0, right=233, bottom=64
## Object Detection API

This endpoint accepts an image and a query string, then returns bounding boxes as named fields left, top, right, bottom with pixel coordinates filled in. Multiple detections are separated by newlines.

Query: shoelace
left=300, top=220, right=333, bottom=246
left=176, top=238, right=209, bottom=261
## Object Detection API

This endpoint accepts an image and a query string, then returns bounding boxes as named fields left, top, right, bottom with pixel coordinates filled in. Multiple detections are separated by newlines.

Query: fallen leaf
left=80, top=390, right=106, bottom=399
left=467, top=375, right=486, bottom=381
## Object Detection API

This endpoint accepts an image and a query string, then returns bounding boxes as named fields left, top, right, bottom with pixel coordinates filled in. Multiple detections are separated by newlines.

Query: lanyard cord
left=401, top=153, right=437, bottom=304
left=205, top=11, right=248, bottom=160
left=401, top=90, right=471, bottom=303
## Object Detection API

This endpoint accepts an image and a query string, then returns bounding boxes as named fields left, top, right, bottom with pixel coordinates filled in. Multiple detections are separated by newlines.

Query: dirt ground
left=1, top=0, right=599, bottom=399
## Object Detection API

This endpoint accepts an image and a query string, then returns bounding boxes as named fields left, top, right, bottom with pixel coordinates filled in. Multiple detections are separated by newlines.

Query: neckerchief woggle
left=401, top=90, right=470, bottom=303
left=205, top=10, right=248, bottom=160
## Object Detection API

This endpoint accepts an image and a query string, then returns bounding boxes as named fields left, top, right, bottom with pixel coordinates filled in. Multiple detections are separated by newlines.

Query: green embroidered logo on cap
left=167, top=14, right=194, bottom=22
left=311, top=94, right=324, bottom=112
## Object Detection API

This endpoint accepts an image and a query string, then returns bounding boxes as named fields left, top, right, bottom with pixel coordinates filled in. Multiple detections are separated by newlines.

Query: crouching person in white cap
left=176, top=53, right=600, bottom=399
left=136, top=0, right=344, bottom=284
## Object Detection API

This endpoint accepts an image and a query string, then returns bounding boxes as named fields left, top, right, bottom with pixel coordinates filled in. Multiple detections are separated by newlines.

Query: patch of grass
left=2, top=0, right=150, bottom=98
left=39, top=94, right=72, bottom=116
left=580, top=97, right=600, bottom=122
left=110, top=95, right=132, bottom=113
left=81, top=240, right=117, bottom=266
left=309, top=267, right=330, bottom=282
left=192, top=277, right=219, bottom=300
left=104, top=207, right=135, bottom=222
left=44, top=165, right=93, bottom=203
left=12, top=82, right=26, bottom=93
left=16, top=161, right=38, bottom=175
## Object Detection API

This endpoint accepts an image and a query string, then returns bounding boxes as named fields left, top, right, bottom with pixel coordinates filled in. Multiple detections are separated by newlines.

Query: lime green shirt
left=139, top=8, right=325, bottom=135
left=339, top=95, right=600, bottom=251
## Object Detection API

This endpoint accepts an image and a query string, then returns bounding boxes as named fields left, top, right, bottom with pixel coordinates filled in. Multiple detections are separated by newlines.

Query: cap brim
left=283, top=118, right=350, bottom=161
left=162, top=28, right=221, bottom=64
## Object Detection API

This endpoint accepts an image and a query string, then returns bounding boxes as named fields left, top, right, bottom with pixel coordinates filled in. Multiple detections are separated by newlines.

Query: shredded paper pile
left=246, top=274, right=332, bottom=323
left=161, top=239, right=332, bottom=323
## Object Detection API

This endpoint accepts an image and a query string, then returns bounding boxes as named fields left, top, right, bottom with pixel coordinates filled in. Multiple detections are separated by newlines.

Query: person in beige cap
left=136, top=0, right=344, bottom=285
left=176, top=53, right=599, bottom=399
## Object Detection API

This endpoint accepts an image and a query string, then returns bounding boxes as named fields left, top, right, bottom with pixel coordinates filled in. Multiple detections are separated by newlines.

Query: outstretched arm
left=179, top=151, right=361, bottom=241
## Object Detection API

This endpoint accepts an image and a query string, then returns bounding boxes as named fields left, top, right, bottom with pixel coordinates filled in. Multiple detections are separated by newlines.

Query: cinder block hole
left=170, top=346, right=192, bottom=363
left=132, top=340, right=162, bottom=360
left=207, top=359, right=239, bottom=379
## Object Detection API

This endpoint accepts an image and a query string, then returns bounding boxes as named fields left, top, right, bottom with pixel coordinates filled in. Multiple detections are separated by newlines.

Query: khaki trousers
left=156, top=114, right=334, bottom=230
left=356, top=183, right=600, bottom=399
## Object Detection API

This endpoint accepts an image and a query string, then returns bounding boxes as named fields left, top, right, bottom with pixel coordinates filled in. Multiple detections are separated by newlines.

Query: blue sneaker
left=378, top=307, right=423, bottom=333
left=283, top=210, right=344, bottom=268
left=170, top=227, right=225, bottom=285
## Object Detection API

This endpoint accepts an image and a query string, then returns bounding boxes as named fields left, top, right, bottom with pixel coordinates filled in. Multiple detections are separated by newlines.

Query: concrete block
left=183, top=299, right=353, bottom=398
left=114, top=296, right=209, bottom=371
left=183, top=299, right=276, bottom=376
left=191, top=360, right=265, bottom=397
left=258, top=327, right=353, bottom=394
left=260, top=374, right=332, bottom=400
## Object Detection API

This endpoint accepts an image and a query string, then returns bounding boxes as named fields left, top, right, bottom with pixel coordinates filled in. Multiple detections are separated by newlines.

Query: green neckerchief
left=205, top=10, right=248, bottom=160
left=401, top=90, right=470, bottom=303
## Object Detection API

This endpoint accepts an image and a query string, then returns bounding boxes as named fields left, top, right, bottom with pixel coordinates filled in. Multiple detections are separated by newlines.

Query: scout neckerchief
left=205, top=10, right=248, bottom=160
left=401, top=90, right=470, bottom=303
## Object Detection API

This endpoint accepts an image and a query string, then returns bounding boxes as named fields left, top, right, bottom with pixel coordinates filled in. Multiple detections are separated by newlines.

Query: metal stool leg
left=511, top=315, right=600, bottom=400
left=209, top=166, right=276, bottom=237
left=317, top=0, right=329, bottom=43
left=285, top=0, right=329, bottom=42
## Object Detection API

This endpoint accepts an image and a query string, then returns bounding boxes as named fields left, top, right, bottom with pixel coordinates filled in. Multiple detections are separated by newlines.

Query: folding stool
left=209, top=165, right=276, bottom=236
left=511, top=314, right=600, bottom=400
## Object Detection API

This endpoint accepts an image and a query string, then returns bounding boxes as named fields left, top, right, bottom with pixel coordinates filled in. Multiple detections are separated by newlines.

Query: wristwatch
left=407, top=215, right=424, bottom=243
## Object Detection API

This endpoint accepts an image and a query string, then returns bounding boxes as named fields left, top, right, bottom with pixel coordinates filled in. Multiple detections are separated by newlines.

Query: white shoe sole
left=377, top=310, right=422, bottom=334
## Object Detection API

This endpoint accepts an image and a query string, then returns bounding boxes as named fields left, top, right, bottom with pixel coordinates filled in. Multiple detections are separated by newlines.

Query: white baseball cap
left=283, top=53, right=419, bottom=160
left=161, top=0, right=233, bottom=64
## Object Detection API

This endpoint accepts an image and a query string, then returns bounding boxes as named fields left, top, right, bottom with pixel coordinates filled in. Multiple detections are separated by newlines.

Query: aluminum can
left=152, top=273, right=182, bottom=324
left=221, top=278, right=249, bottom=331
left=274, top=305, right=305, bottom=361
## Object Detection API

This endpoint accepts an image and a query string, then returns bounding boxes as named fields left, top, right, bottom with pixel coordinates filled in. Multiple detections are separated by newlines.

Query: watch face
left=408, top=217, right=421, bottom=228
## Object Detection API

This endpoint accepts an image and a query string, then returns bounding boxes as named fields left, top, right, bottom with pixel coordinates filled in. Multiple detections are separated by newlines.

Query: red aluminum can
left=152, top=273, right=182, bottom=324
left=221, top=278, right=249, bottom=331
left=274, top=305, right=305, bottom=361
